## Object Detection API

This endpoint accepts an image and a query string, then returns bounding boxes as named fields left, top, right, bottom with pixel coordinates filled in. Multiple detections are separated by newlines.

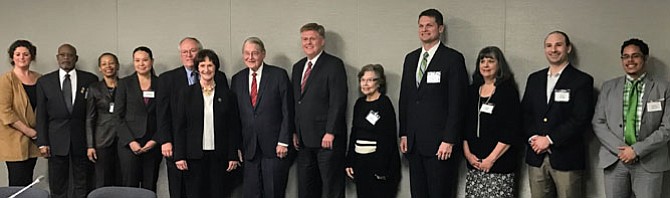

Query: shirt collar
left=308, top=50, right=324, bottom=66
left=59, top=68, right=77, bottom=78
left=421, top=41, right=440, bottom=57
left=546, top=63, right=569, bottom=77
left=626, top=73, right=647, bottom=82
left=250, top=63, right=264, bottom=76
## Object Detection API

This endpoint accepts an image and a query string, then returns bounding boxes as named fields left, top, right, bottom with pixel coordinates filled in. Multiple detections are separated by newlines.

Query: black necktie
left=63, top=74, right=73, bottom=113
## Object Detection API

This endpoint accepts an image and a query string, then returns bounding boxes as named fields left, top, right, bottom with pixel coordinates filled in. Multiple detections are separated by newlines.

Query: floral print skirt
left=465, top=169, right=515, bottom=198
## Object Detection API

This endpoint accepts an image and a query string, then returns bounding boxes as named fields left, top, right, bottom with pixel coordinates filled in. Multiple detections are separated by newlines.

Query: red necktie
left=301, top=61, right=313, bottom=93
left=251, top=72, right=258, bottom=108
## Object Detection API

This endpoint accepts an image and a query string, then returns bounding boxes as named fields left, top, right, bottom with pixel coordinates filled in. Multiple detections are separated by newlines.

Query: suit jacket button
left=416, top=101, right=420, bottom=104
left=543, top=118, right=548, bottom=122
left=298, top=101, right=302, bottom=105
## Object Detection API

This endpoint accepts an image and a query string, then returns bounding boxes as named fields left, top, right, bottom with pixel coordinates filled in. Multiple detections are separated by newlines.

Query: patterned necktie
left=624, top=80, right=640, bottom=145
left=416, top=52, right=429, bottom=87
left=189, top=71, right=197, bottom=85
left=63, top=74, right=73, bottom=112
left=251, top=72, right=258, bottom=108
left=301, top=61, right=313, bottom=93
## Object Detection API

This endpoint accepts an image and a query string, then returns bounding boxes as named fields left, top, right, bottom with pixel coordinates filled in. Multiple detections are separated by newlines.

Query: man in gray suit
left=592, top=38, right=670, bottom=198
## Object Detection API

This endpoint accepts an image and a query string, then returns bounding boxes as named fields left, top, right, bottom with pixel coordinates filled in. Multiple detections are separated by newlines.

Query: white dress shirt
left=301, top=50, right=323, bottom=85
left=202, top=90, right=215, bottom=150
left=59, top=68, right=78, bottom=104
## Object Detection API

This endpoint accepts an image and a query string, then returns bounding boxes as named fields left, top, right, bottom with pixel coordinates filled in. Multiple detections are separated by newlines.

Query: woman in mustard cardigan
left=0, top=40, right=42, bottom=186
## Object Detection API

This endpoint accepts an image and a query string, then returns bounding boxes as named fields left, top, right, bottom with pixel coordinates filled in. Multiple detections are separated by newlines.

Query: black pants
left=92, top=145, right=119, bottom=188
left=117, top=144, right=162, bottom=192
left=297, top=146, right=345, bottom=198
left=243, top=149, right=291, bottom=198
left=48, top=153, right=92, bottom=198
left=5, top=157, right=37, bottom=186
left=184, top=151, right=231, bottom=198
left=165, top=156, right=187, bottom=198
left=406, top=152, right=460, bottom=198
left=351, top=153, right=399, bottom=198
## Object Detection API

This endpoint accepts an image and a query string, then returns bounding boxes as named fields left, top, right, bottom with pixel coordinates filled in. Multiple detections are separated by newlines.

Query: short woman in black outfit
left=463, top=46, right=521, bottom=198
left=345, top=64, right=400, bottom=198
left=86, top=52, right=120, bottom=188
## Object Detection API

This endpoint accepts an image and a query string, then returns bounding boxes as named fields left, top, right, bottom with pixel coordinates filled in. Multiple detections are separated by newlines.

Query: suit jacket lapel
left=544, top=66, right=572, bottom=114
left=302, top=53, right=326, bottom=95
left=612, top=77, right=626, bottom=137
left=129, top=74, right=148, bottom=112
left=257, top=66, right=270, bottom=111
left=52, top=73, right=68, bottom=114
left=417, top=45, right=442, bottom=92
left=640, top=76, right=656, bottom=121
left=240, top=69, right=254, bottom=110
left=295, top=59, right=306, bottom=99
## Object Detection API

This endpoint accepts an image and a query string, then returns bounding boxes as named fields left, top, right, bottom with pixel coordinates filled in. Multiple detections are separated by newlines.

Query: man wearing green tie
left=593, top=38, right=670, bottom=198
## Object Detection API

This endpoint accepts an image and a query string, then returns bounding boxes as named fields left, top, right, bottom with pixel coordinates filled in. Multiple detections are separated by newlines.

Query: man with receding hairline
left=521, top=31, right=594, bottom=198
left=156, top=37, right=203, bottom=198
left=36, top=43, right=98, bottom=198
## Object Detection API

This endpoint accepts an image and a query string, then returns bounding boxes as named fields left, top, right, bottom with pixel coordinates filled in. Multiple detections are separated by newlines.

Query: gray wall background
left=1, top=0, right=669, bottom=197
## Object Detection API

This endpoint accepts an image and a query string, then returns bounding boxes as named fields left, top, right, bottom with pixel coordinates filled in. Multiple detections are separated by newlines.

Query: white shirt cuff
left=277, top=142, right=288, bottom=147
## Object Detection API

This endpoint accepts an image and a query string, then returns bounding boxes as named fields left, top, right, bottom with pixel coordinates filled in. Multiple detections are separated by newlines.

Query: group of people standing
left=0, top=7, right=668, bottom=198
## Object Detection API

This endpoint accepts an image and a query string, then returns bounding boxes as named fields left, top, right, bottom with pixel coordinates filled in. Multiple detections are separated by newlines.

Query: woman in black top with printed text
left=463, top=46, right=521, bottom=198
left=345, top=64, right=400, bottom=198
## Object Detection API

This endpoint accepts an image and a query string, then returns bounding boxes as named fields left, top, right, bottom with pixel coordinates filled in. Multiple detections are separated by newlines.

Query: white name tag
left=143, top=91, right=155, bottom=98
left=109, top=102, right=115, bottom=113
left=366, top=110, right=380, bottom=125
left=426, top=71, right=441, bottom=84
left=480, top=103, right=494, bottom=114
left=647, top=101, right=663, bottom=112
left=554, top=89, right=570, bottom=102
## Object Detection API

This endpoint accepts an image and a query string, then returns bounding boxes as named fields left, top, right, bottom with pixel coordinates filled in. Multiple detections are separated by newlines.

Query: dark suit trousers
left=117, top=144, right=162, bottom=191
left=185, top=151, right=230, bottom=198
left=48, top=152, right=92, bottom=198
left=165, top=156, right=187, bottom=198
left=5, top=157, right=37, bottom=186
left=297, top=146, right=345, bottom=198
left=407, top=151, right=460, bottom=198
left=93, top=145, right=118, bottom=188
left=243, top=149, right=291, bottom=198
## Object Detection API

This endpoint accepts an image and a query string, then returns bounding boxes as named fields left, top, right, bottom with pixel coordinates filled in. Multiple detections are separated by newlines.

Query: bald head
left=57, top=44, right=78, bottom=71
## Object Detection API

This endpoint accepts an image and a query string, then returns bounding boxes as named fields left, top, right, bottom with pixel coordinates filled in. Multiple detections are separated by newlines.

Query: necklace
left=476, top=85, right=495, bottom=138
left=202, top=83, right=216, bottom=96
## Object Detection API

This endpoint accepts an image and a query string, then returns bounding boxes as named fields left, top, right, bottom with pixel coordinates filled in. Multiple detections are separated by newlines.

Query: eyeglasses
left=621, top=53, right=644, bottom=60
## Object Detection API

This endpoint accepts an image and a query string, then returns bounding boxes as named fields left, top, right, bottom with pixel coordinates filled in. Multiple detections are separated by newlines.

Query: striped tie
left=416, top=52, right=429, bottom=87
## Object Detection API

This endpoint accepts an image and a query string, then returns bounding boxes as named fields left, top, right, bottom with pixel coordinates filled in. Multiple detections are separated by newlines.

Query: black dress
left=346, top=95, right=401, bottom=198
left=464, top=80, right=521, bottom=197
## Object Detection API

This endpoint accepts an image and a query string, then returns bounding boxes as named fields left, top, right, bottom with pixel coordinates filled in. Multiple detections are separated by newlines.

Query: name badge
left=109, top=102, right=115, bottom=113
left=554, top=89, right=570, bottom=102
left=143, top=91, right=155, bottom=98
left=480, top=103, right=495, bottom=114
left=366, top=110, right=381, bottom=125
left=647, top=101, right=663, bottom=112
left=427, top=71, right=441, bottom=84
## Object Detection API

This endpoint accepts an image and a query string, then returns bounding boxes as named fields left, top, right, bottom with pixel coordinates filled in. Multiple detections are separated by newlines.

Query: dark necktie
left=63, top=74, right=73, bottom=113
left=301, top=61, right=313, bottom=93
left=251, top=72, right=258, bottom=108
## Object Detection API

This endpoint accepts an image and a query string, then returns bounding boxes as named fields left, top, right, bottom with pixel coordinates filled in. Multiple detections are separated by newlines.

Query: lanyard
left=476, top=85, right=495, bottom=138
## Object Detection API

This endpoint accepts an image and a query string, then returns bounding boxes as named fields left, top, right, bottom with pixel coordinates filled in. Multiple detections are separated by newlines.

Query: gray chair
left=0, top=186, right=50, bottom=198
left=87, top=187, right=156, bottom=198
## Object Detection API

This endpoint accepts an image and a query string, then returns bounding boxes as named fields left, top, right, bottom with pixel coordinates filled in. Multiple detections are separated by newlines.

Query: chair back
left=0, top=186, right=49, bottom=198
left=87, top=187, right=156, bottom=198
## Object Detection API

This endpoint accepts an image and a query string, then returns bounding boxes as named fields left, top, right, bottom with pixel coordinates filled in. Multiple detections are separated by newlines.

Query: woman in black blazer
left=86, top=52, right=121, bottom=188
left=115, top=46, right=161, bottom=191
left=345, top=64, right=401, bottom=198
left=462, top=46, right=521, bottom=198
left=174, top=49, right=241, bottom=198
